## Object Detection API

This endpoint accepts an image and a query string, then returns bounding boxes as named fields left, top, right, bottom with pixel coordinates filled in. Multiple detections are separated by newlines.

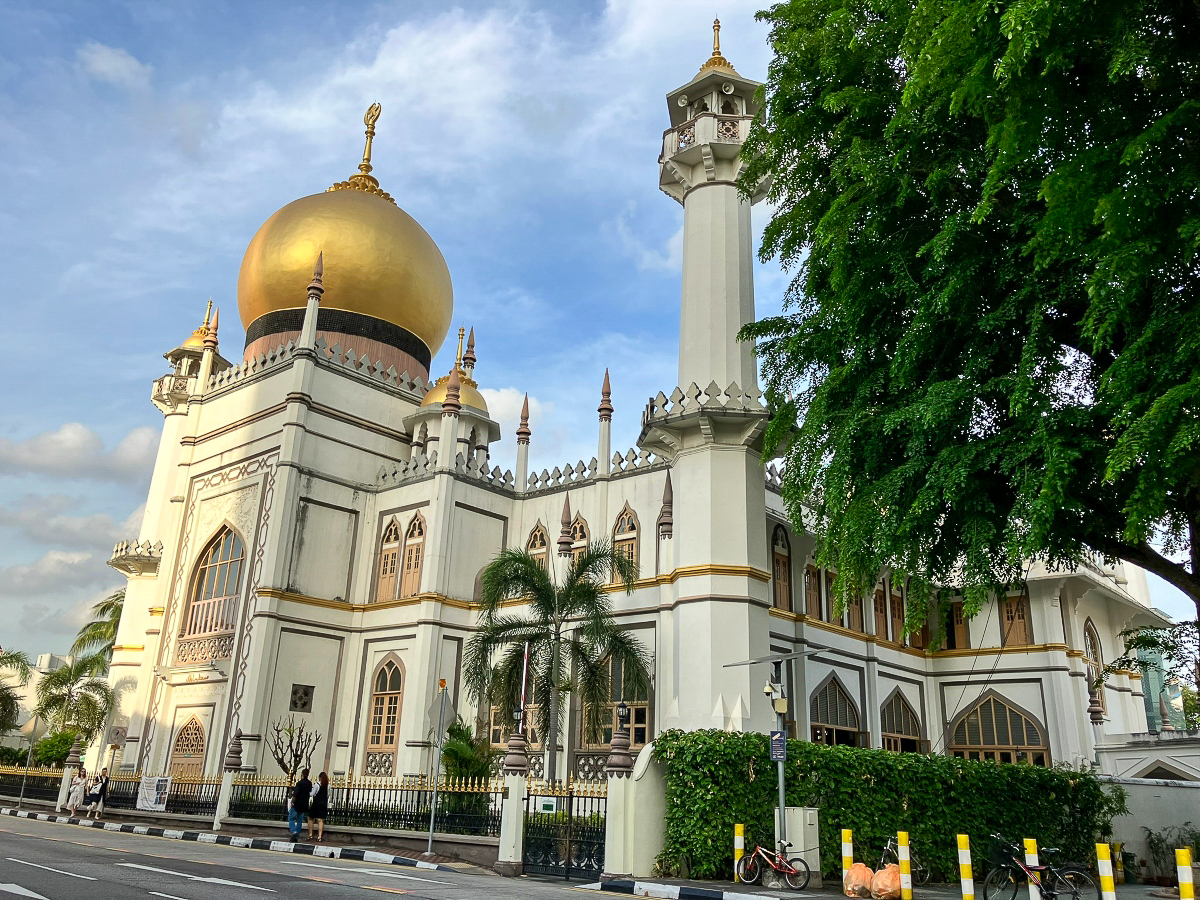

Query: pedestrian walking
left=86, top=767, right=109, bottom=819
left=66, top=769, right=87, bottom=816
left=307, top=772, right=329, bottom=842
left=288, top=768, right=311, bottom=841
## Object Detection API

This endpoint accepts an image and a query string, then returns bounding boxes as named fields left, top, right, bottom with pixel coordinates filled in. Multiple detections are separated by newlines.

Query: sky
left=0, top=0, right=1190, bottom=656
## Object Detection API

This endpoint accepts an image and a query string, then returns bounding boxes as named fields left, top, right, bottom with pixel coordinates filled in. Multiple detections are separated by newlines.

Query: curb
left=0, top=806, right=458, bottom=872
left=587, top=879, right=791, bottom=900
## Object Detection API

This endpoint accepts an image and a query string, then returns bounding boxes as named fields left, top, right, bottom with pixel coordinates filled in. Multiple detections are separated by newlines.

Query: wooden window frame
left=772, top=526, right=792, bottom=612
left=948, top=693, right=1050, bottom=766
left=181, top=528, right=245, bottom=640
left=612, top=505, right=639, bottom=583
left=1000, top=595, right=1032, bottom=647
left=399, top=513, right=425, bottom=598
left=375, top=519, right=401, bottom=602
left=367, top=659, right=405, bottom=751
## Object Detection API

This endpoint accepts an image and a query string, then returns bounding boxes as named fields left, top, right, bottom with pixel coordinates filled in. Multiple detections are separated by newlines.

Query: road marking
left=149, top=894, right=192, bottom=900
left=359, top=869, right=455, bottom=885
left=116, top=863, right=276, bottom=892
left=4, top=858, right=96, bottom=880
left=363, top=890, right=411, bottom=895
left=0, top=886, right=49, bottom=899
left=278, top=861, right=454, bottom=885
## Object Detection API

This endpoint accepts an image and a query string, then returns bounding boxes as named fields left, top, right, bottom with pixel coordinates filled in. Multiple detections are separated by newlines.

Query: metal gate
left=522, top=780, right=606, bottom=879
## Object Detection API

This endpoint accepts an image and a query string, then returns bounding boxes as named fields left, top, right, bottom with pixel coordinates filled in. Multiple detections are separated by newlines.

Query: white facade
left=102, top=40, right=1172, bottom=783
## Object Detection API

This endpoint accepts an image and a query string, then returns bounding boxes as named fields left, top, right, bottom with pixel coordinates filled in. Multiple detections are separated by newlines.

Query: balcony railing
left=661, top=113, right=750, bottom=158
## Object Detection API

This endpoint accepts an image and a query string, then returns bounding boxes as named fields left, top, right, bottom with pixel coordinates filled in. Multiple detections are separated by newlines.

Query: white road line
left=116, top=863, right=275, bottom=893
left=149, top=894, right=192, bottom=900
left=4, top=858, right=96, bottom=881
left=0, top=885, right=50, bottom=899
left=277, top=861, right=454, bottom=886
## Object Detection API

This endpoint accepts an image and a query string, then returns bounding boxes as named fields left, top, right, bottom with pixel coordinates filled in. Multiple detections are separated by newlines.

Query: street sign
left=770, top=730, right=786, bottom=761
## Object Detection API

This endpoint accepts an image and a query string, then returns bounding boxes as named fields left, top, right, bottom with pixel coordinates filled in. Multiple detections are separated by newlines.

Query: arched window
left=772, top=527, right=791, bottom=611
left=811, top=677, right=861, bottom=746
left=399, top=513, right=425, bottom=598
left=569, top=514, right=589, bottom=565
left=1084, top=621, right=1106, bottom=713
left=612, top=506, right=638, bottom=581
left=881, top=692, right=925, bottom=752
left=181, top=528, right=244, bottom=648
left=366, top=658, right=404, bottom=776
left=949, top=695, right=1049, bottom=766
left=720, top=97, right=738, bottom=115
left=526, top=524, right=548, bottom=570
left=168, top=716, right=206, bottom=777
left=375, top=519, right=401, bottom=602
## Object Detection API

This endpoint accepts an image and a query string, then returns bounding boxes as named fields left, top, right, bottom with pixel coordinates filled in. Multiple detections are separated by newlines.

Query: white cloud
left=1, top=549, right=97, bottom=595
left=611, top=206, right=684, bottom=271
left=77, top=41, right=153, bottom=92
left=0, top=495, right=143, bottom=549
left=0, top=424, right=157, bottom=483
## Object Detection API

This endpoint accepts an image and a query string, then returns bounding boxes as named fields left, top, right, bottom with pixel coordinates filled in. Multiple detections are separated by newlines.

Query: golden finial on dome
left=328, top=102, right=397, bottom=204
left=455, top=326, right=465, bottom=368
left=183, top=299, right=214, bottom=348
left=699, top=16, right=738, bottom=74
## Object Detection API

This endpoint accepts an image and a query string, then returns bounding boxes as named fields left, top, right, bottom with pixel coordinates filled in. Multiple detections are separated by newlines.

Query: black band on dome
left=244, top=309, right=432, bottom=371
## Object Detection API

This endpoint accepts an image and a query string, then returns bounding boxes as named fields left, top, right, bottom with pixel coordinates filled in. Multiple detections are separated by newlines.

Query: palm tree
left=464, top=539, right=651, bottom=782
left=0, top=648, right=33, bottom=736
left=34, top=657, right=114, bottom=742
left=71, top=589, right=125, bottom=669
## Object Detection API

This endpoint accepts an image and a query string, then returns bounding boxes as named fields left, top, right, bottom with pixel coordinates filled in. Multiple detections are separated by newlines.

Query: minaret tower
left=659, top=19, right=768, bottom=391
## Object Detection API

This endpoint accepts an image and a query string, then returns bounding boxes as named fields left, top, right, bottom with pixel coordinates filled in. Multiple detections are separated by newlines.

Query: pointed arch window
left=1084, top=621, right=1106, bottom=713
left=181, top=528, right=244, bottom=640
left=881, top=692, right=926, bottom=752
left=612, top=506, right=639, bottom=581
left=366, top=658, right=404, bottom=776
left=772, top=527, right=792, bottom=611
left=399, top=513, right=425, bottom=598
left=811, top=678, right=862, bottom=746
left=526, top=524, right=548, bottom=570
left=949, top=695, right=1049, bottom=765
left=375, top=519, right=401, bottom=602
left=168, top=716, right=206, bottom=777
left=569, top=514, right=590, bottom=566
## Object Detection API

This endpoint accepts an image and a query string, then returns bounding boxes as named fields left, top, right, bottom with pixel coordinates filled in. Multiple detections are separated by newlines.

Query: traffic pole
left=957, top=834, right=974, bottom=900
left=1176, top=848, right=1194, bottom=900
left=898, top=831, right=913, bottom=900
left=1023, top=839, right=1041, bottom=900
left=734, top=824, right=744, bottom=883
left=1096, top=842, right=1117, bottom=900
left=842, top=829, right=854, bottom=884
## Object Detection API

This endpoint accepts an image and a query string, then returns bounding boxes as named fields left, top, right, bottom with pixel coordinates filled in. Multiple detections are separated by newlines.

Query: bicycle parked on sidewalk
left=877, top=835, right=931, bottom=885
left=735, top=839, right=812, bottom=891
left=981, top=835, right=1097, bottom=900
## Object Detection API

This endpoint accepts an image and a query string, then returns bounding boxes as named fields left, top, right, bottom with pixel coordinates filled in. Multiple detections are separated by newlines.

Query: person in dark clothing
left=289, top=768, right=311, bottom=841
left=307, top=771, right=329, bottom=841
left=86, top=767, right=109, bottom=819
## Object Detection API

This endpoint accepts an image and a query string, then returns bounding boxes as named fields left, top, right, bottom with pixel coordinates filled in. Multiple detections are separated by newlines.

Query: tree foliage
left=1104, top=620, right=1200, bottom=699
left=71, top=589, right=125, bottom=665
left=741, top=0, right=1200, bottom=617
left=33, top=658, right=114, bottom=742
left=266, top=714, right=323, bottom=781
left=441, top=717, right=497, bottom=780
left=463, top=540, right=650, bottom=782
left=0, top=648, right=32, bottom=736
left=33, top=730, right=79, bottom=768
left=654, top=729, right=1127, bottom=880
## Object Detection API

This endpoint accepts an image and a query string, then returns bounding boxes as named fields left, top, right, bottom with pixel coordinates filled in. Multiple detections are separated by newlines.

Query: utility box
left=775, top=806, right=822, bottom=889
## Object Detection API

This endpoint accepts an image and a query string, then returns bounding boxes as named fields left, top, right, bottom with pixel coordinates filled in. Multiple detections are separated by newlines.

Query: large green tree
left=741, top=0, right=1200, bottom=616
left=463, top=540, right=651, bottom=782
left=71, top=589, right=125, bottom=669
left=34, top=657, right=113, bottom=742
left=0, top=648, right=33, bottom=736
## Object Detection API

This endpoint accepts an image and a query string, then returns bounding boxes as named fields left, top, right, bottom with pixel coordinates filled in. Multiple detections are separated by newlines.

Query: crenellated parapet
left=524, top=448, right=667, bottom=495
left=765, top=462, right=783, bottom=493
left=108, top=539, right=164, bottom=576
left=638, top=381, right=768, bottom=459
left=208, top=339, right=298, bottom=390
left=452, top=452, right=515, bottom=490
left=377, top=449, right=438, bottom=486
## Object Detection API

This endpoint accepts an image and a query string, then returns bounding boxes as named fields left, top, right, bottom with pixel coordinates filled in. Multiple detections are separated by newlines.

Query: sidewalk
left=0, top=805, right=493, bottom=875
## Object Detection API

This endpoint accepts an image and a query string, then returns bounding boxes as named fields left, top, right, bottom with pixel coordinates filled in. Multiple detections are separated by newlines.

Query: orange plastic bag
left=844, top=862, right=875, bottom=898
left=871, top=863, right=902, bottom=900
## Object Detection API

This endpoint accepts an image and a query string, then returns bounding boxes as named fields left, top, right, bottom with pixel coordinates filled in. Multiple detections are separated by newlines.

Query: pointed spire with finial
left=658, top=471, right=674, bottom=538
left=517, top=393, right=531, bottom=444
left=203, top=308, right=219, bottom=352
left=328, top=102, right=395, bottom=203
left=443, top=366, right=462, bottom=414
left=699, top=17, right=738, bottom=74
left=463, top=327, right=477, bottom=371
left=1159, top=692, right=1175, bottom=731
left=598, top=369, right=614, bottom=421
left=308, top=252, right=325, bottom=298
left=558, top=493, right=573, bottom=556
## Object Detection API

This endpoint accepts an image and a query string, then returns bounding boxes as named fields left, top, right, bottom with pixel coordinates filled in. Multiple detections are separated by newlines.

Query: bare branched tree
left=266, top=715, right=323, bottom=781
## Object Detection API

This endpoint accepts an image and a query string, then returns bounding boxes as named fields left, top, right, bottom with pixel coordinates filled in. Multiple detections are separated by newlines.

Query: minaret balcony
left=152, top=372, right=195, bottom=414
left=660, top=112, right=751, bottom=160
left=108, top=539, right=164, bottom=576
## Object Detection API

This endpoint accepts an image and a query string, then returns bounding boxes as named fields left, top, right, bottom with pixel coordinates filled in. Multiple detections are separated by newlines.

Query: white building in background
left=101, top=27, right=1180, bottom=783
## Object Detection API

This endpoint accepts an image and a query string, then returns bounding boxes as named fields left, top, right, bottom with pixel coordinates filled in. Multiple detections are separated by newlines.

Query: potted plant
left=1144, top=825, right=1179, bottom=886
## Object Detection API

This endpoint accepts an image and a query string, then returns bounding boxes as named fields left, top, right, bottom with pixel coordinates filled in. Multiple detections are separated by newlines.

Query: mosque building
left=102, top=25, right=1179, bottom=783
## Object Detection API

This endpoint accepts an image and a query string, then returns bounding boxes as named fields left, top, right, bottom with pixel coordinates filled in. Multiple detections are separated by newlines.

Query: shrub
left=0, top=745, right=28, bottom=766
left=653, top=729, right=1126, bottom=880
left=32, top=731, right=78, bottom=768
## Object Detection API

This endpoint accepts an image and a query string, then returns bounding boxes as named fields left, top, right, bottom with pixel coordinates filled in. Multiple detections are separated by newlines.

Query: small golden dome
left=421, top=367, right=488, bottom=414
left=182, top=326, right=207, bottom=348
left=237, top=189, right=453, bottom=359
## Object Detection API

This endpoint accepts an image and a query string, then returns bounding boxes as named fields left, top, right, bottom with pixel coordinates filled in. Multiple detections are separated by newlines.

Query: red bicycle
left=735, top=840, right=812, bottom=891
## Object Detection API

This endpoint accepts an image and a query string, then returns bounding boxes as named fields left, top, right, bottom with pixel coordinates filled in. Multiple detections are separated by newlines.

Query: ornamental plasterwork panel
left=195, top=483, right=260, bottom=547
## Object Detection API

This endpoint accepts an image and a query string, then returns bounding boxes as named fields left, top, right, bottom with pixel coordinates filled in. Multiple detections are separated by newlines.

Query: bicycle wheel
left=785, top=857, right=811, bottom=891
left=910, top=853, right=931, bottom=886
left=737, top=853, right=762, bottom=885
left=1053, top=866, right=1099, bottom=900
left=983, top=866, right=1022, bottom=900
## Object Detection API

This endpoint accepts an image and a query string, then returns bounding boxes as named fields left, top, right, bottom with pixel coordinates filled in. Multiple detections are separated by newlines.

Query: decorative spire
left=1159, top=692, right=1175, bottom=731
left=463, top=327, right=477, bottom=370
left=516, top=393, right=531, bottom=444
left=699, top=17, right=738, bottom=73
left=658, top=471, right=674, bottom=538
left=442, top=366, right=462, bottom=414
left=65, top=734, right=83, bottom=769
left=455, top=326, right=466, bottom=368
left=598, top=369, right=614, bottom=421
left=308, top=252, right=325, bottom=298
left=203, top=308, right=219, bottom=352
left=224, top=728, right=244, bottom=771
left=203, top=298, right=213, bottom=328
left=1087, top=687, right=1105, bottom=725
left=558, top=493, right=573, bottom=556
left=328, top=103, right=396, bottom=204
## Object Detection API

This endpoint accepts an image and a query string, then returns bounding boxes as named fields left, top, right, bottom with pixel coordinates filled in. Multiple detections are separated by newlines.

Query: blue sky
left=0, top=0, right=1190, bottom=655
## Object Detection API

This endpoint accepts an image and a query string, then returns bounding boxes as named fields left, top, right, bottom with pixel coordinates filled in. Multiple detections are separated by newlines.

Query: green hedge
left=652, top=729, right=1126, bottom=880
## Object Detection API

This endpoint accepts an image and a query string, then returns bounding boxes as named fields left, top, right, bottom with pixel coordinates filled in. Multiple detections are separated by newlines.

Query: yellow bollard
left=842, top=829, right=854, bottom=883
left=1113, top=842, right=1125, bottom=885
left=1024, top=839, right=1041, bottom=900
left=734, top=823, right=744, bottom=883
left=898, top=831, right=913, bottom=900
left=957, top=834, right=974, bottom=900
left=1177, top=848, right=1195, bottom=900
left=1096, top=843, right=1117, bottom=900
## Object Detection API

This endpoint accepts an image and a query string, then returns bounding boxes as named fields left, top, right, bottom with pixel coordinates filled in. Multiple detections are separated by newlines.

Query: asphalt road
left=0, top=815, right=594, bottom=900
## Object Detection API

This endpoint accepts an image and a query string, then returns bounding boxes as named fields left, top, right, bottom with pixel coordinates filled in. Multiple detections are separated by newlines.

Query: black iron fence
left=92, top=773, right=221, bottom=817
left=523, top=779, right=607, bottom=879
left=0, top=766, right=62, bottom=803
